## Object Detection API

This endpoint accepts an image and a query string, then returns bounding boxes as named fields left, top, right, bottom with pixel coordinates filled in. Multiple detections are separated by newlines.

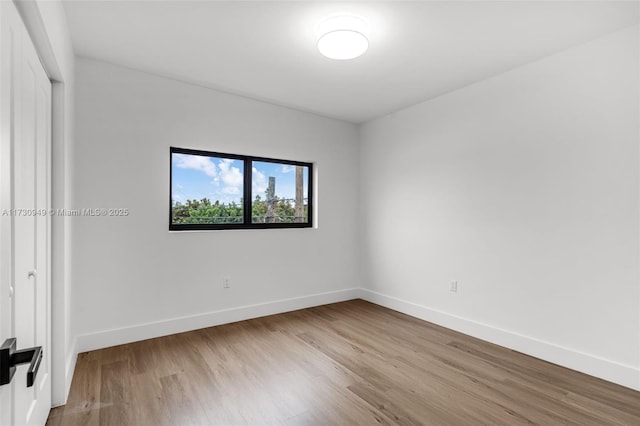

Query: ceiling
left=62, top=1, right=639, bottom=123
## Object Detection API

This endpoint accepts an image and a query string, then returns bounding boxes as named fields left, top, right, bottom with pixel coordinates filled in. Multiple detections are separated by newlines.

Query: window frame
left=170, top=147, right=313, bottom=231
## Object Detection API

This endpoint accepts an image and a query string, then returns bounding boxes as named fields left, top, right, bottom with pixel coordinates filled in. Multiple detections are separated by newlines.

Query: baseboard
left=50, top=338, right=78, bottom=408
left=360, top=289, right=640, bottom=391
left=64, top=338, right=77, bottom=401
left=71, top=287, right=640, bottom=392
left=75, top=288, right=361, bottom=354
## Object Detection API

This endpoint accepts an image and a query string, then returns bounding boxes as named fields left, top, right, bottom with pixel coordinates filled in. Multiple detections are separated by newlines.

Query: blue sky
left=172, top=153, right=308, bottom=205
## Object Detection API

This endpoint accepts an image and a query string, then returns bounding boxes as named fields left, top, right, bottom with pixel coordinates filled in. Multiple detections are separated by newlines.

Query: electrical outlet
left=450, top=281, right=458, bottom=293
left=223, top=276, right=231, bottom=288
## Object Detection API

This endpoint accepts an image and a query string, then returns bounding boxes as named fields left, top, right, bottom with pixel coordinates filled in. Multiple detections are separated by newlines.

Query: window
left=170, top=147, right=313, bottom=230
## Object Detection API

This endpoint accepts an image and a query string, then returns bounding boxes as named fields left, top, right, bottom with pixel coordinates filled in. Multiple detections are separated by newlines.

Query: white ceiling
left=63, top=1, right=639, bottom=123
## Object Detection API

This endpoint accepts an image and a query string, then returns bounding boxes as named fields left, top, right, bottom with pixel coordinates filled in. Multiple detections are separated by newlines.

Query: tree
left=172, top=197, right=243, bottom=224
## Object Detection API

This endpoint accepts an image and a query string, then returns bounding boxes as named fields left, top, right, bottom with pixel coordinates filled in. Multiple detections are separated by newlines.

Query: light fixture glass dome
left=317, top=15, right=369, bottom=60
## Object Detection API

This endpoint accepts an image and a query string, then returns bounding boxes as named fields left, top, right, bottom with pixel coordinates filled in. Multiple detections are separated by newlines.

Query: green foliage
left=252, top=195, right=296, bottom=223
left=172, top=198, right=243, bottom=224
left=172, top=195, right=307, bottom=225
left=251, top=195, right=267, bottom=218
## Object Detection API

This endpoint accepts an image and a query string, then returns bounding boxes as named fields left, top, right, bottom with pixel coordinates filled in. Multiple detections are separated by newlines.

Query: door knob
left=27, top=270, right=37, bottom=279
left=0, top=338, right=43, bottom=387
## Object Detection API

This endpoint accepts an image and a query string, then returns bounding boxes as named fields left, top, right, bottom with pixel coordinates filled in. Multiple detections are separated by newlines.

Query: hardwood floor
left=47, top=300, right=640, bottom=425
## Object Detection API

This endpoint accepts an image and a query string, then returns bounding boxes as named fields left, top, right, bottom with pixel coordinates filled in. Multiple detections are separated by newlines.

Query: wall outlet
left=223, top=276, right=231, bottom=288
left=450, top=281, right=458, bottom=293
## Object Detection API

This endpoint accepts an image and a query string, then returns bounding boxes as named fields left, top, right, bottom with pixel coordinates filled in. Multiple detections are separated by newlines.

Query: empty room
left=0, top=0, right=639, bottom=425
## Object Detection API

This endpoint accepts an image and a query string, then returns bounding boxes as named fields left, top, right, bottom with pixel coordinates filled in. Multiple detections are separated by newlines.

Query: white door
left=0, top=1, right=52, bottom=425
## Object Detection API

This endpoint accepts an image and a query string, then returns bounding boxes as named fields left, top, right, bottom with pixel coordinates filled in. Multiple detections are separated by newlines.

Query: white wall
left=71, top=21, right=638, bottom=393
left=359, top=26, right=640, bottom=390
left=72, top=58, right=361, bottom=349
left=16, top=0, right=76, bottom=406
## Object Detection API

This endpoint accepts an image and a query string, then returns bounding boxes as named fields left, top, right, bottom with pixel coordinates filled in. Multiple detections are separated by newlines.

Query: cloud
left=218, top=159, right=243, bottom=187
left=205, top=159, right=242, bottom=203
left=252, top=167, right=267, bottom=196
left=281, top=164, right=295, bottom=174
left=173, top=154, right=217, bottom=178
left=222, top=186, right=240, bottom=195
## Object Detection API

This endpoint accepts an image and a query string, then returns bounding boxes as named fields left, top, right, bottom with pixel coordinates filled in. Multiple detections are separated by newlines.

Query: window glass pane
left=252, top=161, right=309, bottom=224
left=171, top=152, right=244, bottom=225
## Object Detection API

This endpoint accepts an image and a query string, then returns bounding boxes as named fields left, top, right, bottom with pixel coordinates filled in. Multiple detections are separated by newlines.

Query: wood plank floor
left=47, top=300, right=640, bottom=425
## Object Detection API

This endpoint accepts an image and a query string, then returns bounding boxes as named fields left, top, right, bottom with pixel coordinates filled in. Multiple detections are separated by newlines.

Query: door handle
left=0, top=338, right=43, bottom=387
left=28, top=270, right=37, bottom=279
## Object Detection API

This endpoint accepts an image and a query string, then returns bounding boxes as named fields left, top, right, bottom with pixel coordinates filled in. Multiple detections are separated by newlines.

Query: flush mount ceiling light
left=317, top=15, right=369, bottom=60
